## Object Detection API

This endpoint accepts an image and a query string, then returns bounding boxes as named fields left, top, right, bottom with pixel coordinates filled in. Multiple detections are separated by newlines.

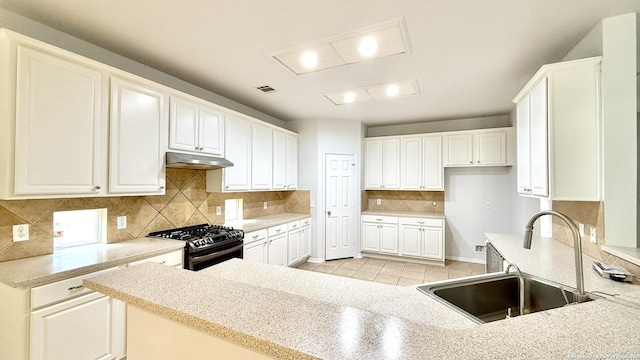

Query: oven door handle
left=190, top=243, right=243, bottom=265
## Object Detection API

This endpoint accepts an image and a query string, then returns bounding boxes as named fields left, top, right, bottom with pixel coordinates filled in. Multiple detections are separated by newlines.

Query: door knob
left=327, top=211, right=332, bottom=216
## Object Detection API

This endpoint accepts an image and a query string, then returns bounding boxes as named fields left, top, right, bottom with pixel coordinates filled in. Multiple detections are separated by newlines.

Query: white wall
left=0, top=8, right=286, bottom=128
left=290, top=118, right=363, bottom=261
left=445, top=167, right=522, bottom=263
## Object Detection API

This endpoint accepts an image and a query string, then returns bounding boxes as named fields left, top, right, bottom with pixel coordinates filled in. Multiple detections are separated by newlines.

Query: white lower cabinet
left=299, top=218, right=311, bottom=259
left=243, top=229, right=267, bottom=263
left=267, top=232, right=287, bottom=266
left=399, top=217, right=444, bottom=261
left=30, top=292, right=125, bottom=360
left=361, top=215, right=398, bottom=254
left=28, top=266, right=126, bottom=360
left=362, top=214, right=445, bottom=262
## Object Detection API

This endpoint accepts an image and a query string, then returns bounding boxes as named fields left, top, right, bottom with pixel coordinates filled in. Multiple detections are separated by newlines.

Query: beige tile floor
left=296, top=257, right=486, bottom=286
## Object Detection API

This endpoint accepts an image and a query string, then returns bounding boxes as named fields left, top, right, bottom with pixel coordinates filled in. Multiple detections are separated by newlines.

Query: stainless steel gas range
left=148, top=224, right=244, bottom=271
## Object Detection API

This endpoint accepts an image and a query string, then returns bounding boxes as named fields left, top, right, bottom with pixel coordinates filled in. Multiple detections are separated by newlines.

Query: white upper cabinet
left=513, top=57, right=601, bottom=200
left=365, top=138, right=400, bottom=189
left=0, top=33, right=107, bottom=199
left=443, top=128, right=512, bottom=167
left=401, top=136, right=443, bottom=190
left=273, top=130, right=298, bottom=190
left=223, top=114, right=252, bottom=191
left=169, top=94, right=224, bottom=156
left=109, top=76, right=168, bottom=195
left=251, top=122, right=273, bottom=190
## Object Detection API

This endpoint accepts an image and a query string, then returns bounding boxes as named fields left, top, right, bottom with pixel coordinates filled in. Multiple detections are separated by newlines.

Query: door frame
left=321, top=152, right=361, bottom=261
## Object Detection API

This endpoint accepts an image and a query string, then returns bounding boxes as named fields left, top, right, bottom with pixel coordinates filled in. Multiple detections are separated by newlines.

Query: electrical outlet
left=117, top=216, right=127, bottom=230
left=216, top=206, right=222, bottom=215
left=376, top=199, right=382, bottom=205
left=263, top=202, right=268, bottom=209
left=13, top=224, right=29, bottom=242
left=432, top=201, right=437, bottom=206
left=578, top=223, right=585, bottom=238
left=310, top=200, right=315, bottom=208
left=475, top=245, right=486, bottom=252
left=590, top=227, right=597, bottom=244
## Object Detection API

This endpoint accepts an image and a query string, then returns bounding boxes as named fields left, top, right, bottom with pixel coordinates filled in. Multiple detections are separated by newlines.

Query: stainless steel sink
left=417, top=272, right=600, bottom=324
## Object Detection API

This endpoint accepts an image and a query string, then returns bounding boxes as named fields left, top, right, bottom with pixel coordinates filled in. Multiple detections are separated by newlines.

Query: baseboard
left=307, top=257, right=324, bottom=264
left=446, top=255, right=485, bottom=264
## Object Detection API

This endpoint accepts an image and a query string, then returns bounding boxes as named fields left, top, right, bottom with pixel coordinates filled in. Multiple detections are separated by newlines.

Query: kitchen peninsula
left=85, top=235, right=640, bottom=360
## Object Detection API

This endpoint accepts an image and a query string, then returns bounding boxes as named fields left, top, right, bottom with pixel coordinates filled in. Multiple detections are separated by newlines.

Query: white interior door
left=325, top=154, right=355, bottom=260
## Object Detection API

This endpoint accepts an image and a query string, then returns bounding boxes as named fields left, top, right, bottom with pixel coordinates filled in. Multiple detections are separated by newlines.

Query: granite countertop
left=85, top=258, right=640, bottom=359
left=485, top=233, right=638, bottom=295
left=361, top=210, right=445, bottom=219
left=0, top=238, right=184, bottom=288
left=225, top=213, right=310, bottom=233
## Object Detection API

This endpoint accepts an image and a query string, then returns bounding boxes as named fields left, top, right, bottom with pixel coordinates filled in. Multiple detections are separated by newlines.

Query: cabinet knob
left=93, top=185, right=101, bottom=190
left=327, top=211, right=332, bottom=216
left=469, top=161, right=473, bottom=164
left=159, top=186, right=165, bottom=190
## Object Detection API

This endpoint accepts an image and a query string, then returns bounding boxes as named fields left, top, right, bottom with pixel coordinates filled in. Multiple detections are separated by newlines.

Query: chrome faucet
left=523, top=210, right=588, bottom=303
left=505, top=262, right=525, bottom=316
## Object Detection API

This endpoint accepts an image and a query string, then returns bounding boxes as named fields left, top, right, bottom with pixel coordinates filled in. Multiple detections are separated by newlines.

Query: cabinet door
left=421, top=227, right=443, bottom=260
left=285, top=133, right=298, bottom=189
left=109, top=76, right=167, bottom=194
left=169, top=96, right=199, bottom=153
left=14, top=45, right=104, bottom=196
left=287, top=230, right=300, bottom=266
left=422, top=136, right=443, bottom=190
left=379, top=224, right=398, bottom=254
left=529, top=78, right=549, bottom=197
left=272, top=130, right=287, bottom=190
left=382, top=139, right=401, bottom=189
left=198, top=105, right=224, bottom=156
left=399, top=225, right=421, bottom=257
left=364, top=139, right=383, bottom=189
left=267, top=234, right=287, bottom=266
left=516, top=96, right=532, bottom=194
left=475, top=131, right=506, bottom=166
left=30, top=292, right=122, bottom=360
left=243, top=241, right=266, bottom=263
left=251, top=122, right=273, bottom=190
left=299, top=225, right=311, bottom=259
left=361, top=222, right=381, bottom=251
left=444, top=134, right=473, bottom=166
left=224, top=115, right=251, bottom=191
left=401, top=137, right=422, bottom=190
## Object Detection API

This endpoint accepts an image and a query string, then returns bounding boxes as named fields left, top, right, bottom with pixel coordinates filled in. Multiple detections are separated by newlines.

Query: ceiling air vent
left=256, top=85, right=276, bottom=93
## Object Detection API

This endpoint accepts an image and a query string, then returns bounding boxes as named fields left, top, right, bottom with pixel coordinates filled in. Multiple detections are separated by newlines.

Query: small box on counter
left=592, top=262, right=634, bottom=282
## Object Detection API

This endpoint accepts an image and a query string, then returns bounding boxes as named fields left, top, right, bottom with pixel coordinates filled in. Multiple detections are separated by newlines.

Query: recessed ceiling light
left=300, top=50, right=318, bottom=69
left=268, top=17, right=410, bottom=75
left=343, top=92, right=357, bottom=103
left=358, top=36, right=379, bottom=57
left=385, top=84, right=400, bottom=97
left=323, top=79, right=419, bottom=105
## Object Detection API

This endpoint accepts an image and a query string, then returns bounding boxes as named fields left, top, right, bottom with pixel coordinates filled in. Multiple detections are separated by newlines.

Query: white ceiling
left=0, top=0, right=638, bottom=126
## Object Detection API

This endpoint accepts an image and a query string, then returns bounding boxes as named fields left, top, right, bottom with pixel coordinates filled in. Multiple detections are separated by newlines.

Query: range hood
left=166, top=152, right=233, bottom=170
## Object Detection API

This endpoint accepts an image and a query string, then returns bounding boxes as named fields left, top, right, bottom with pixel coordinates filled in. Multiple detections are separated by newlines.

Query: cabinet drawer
left=30, top=267, right=119, bottom=309
left=300, top=217, right=311, bottom=227
left=399, top=217, right=443, bottom=227
left=268, top=224, right=288, bottom=237
left=244, top=229, right=267, bottom=244
left=129, top=250, right=183, bottom=267
left=288, top=220, right=301, bottom=231
left=361, top=215, right=398, bottom=224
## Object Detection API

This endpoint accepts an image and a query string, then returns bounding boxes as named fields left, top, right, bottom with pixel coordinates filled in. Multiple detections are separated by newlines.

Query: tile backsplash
left=363, top=190, right=444, bottom=213
left=0, top=169, right=309, bottom=262
left=551, top=201, right=639, bottom=279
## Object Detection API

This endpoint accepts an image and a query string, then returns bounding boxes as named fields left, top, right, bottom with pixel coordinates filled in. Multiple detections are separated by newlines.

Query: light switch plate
left=117, top=216, right=127, bottom=230
left=376, top=199, right=382, bottom=205
left=13, top=224, right=29, bottom=242
left=578, top=223, right=585, bottom=238
left=263, top=202, right=268, bottom=209
left=216, top=206, right=222, bottom=215
left=590, top=227, right=597, bottom=244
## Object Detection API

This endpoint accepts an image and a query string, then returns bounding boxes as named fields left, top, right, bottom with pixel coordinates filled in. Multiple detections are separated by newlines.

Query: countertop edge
left=0, top=239, right=185, bottom=288
left=361, top=210, right=445, bottom=219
